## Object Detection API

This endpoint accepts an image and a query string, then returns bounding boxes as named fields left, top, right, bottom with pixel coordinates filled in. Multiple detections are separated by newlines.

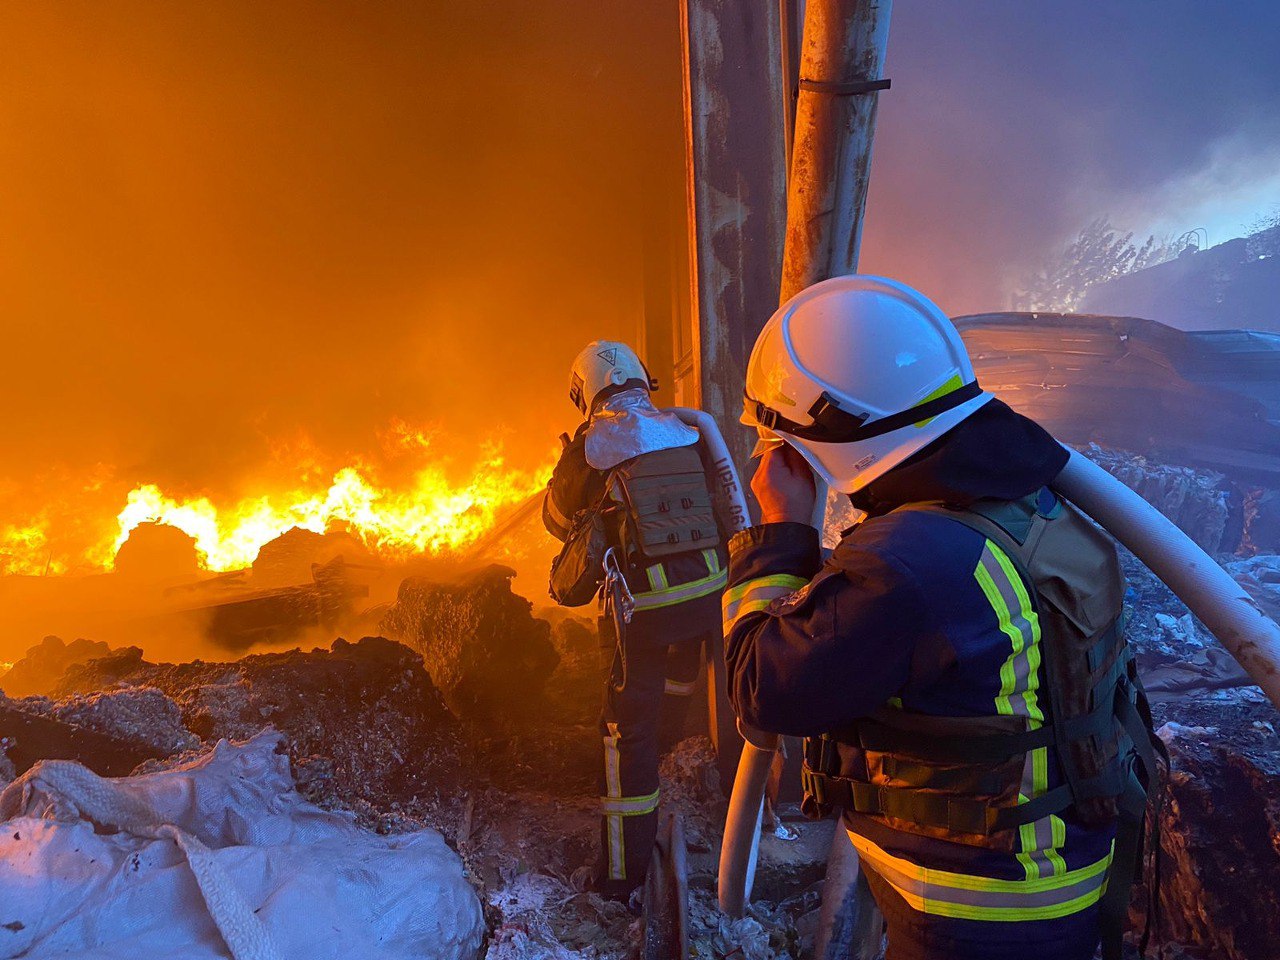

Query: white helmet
left=568, top=340, right=655, bottom=414
left=741, top=275, right=992, bottom=493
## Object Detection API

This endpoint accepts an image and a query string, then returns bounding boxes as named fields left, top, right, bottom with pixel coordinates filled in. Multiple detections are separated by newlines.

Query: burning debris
left=381, top=565, right=559, bottom=722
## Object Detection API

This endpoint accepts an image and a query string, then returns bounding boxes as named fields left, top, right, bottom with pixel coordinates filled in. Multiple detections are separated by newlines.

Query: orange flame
left=0, top=521, right=65, bottom=576
left=104, top=445, right=553, bottom=572
left=0, top=428, right=554, bottom=576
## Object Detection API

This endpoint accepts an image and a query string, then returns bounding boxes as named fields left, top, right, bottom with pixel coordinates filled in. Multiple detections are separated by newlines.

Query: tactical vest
left=609, top=444, right=722, bottom=560
left=801, top=491, right=1165, bottom=957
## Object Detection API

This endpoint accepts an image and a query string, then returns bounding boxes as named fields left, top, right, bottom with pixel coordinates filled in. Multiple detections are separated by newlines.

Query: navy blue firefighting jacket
left=723, top=400, right=1117, bottom=925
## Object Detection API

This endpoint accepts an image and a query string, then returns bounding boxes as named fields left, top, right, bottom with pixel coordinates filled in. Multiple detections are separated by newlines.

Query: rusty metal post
left=678, top=0, right=789, bottom=472
left=679, top=0, right=790, bottom=788
left=780, top=0, right=892, bottom=301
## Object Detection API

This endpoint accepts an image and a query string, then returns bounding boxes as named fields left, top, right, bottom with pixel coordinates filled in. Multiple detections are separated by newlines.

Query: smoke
left=859, top=0, right=1280, bottom=314
left=0, top=0, right=676, bottom=497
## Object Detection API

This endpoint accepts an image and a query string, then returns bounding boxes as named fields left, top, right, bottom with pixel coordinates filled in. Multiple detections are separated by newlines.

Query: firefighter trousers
left=593, top=614, right=706, bottom=899
left=863, top=862, right=1102, bottom=960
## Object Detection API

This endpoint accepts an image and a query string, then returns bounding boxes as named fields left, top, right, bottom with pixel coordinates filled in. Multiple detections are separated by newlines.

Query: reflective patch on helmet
left=746, top=323, right=800, bottom=409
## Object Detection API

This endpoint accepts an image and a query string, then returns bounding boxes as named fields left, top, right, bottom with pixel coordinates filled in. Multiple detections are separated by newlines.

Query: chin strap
left=745, top=381, right=984, bottom=445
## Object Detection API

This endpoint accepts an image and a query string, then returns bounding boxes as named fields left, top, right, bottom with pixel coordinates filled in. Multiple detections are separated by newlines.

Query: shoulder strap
left=891, top=493, right=1045, bottom=591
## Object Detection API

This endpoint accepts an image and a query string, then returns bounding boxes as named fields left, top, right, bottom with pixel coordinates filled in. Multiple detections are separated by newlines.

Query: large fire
left=0, top=424, right=554, bottom=576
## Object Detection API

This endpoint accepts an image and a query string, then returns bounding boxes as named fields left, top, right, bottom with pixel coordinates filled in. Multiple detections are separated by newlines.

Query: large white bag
left=0, top=731, right=484, bottom=960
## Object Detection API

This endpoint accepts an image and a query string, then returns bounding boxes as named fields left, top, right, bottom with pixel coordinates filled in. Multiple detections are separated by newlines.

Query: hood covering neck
left=848, top=399, right=1068, bottom=517
left=583, top=387, right=699, bottom=470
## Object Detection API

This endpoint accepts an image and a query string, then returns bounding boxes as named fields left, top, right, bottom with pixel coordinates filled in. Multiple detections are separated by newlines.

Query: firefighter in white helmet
left=724, top=276, right=1160, bottom=960
left=544, top=340, right=736, bottom=902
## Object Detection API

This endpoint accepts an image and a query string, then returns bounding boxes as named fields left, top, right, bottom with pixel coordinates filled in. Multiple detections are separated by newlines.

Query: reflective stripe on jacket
left=723, top=516, right=1116, bottom=920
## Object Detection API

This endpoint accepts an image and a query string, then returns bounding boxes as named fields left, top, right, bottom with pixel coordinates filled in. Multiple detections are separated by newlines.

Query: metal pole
left=679, top=0, right=790, bottom=790
left=778, top=3, right=892, bottom=955
left=678, top=0, right=789, bottom=474
left=780, top=0, right=892, bottom=301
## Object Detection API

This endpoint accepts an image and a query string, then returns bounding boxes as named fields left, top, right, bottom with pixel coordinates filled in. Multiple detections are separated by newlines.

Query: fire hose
left=714, top=441, right=1280, bottom=918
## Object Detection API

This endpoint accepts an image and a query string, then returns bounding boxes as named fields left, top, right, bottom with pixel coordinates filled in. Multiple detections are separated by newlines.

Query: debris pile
left=381, top=564, right=559, bottom=722
left=1082, top=444, right=1237, bottom=553
left=1141, top=695, right=1280, bottom=960
left=0, top=635, right=118, bottom=698
left=53, top=635, right=464, bottom=815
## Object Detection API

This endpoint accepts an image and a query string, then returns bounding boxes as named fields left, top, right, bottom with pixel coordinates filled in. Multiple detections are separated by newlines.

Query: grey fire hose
left=1055, top=446, right=1280, bottom=708
left=714, top=441, right=1280, bottom=919
left=668, top=408, right=752, bottom=535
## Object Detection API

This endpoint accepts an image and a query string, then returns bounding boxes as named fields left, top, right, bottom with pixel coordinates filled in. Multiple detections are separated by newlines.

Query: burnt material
left=56, top=636, right=463, bottom=811
left=0, top=699, right=163, bottom=777
left=380, top=564, right=558, bottom=722
left=1138, top=696, right=1280, bottom=960
left=0, top=635, right=118, bottom=698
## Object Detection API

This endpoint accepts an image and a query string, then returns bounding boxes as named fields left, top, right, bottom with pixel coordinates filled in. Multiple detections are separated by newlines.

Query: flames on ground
left=0, top=420, right=555, bottom=578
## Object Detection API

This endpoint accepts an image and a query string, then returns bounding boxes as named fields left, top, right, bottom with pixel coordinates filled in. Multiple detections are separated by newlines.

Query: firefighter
left=725, top=276, right=1159, bottom=960
left=544, top=340, right=732, bottom=902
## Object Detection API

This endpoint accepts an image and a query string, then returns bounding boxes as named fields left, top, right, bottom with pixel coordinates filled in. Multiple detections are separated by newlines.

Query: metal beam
left=678, top=0, right=789, bottom=473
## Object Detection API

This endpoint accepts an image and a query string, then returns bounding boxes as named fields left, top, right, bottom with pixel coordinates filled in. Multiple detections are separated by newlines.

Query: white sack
left=0, top=731, right=483, bottom=960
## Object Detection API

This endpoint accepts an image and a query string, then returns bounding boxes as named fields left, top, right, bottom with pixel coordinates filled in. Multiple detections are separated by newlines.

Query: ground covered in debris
left=2, top=449, right=1279, bottom=959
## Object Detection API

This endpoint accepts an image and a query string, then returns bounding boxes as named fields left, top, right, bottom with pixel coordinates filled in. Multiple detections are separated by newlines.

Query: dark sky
left=861, top=1, right=1280, bottom=313
left=1, top=1, right=1277, bottom=550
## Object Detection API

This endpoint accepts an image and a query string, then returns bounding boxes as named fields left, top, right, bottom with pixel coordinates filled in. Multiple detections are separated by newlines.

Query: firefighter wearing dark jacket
left=544, top=340, right=732, bottom=901
left=727, top=277, right=1159, bottom=960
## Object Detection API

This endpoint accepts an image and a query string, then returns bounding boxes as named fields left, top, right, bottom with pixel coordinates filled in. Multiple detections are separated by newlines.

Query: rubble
left=0, top=635, right=119, bottom=698
left=250, top=525, right=376, bottom=588
left=381, top=565, right=559, bottom=722
left=53, top=635, right=465, bottom=815
left=43, top=686, right=200, bottom=757
left=1224, top=553, right=1280, bottom=624
left=0, top=692, right=168, bottom=777
left=113, top=520, right=203, bottom=582
left=1139, top=693, right=1280, bottom=960
left=1081, top=445, right=1238, bottom=554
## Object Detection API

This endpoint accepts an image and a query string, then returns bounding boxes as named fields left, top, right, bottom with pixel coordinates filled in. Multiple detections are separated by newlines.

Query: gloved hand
left=751, top=443, right=817, bottom=525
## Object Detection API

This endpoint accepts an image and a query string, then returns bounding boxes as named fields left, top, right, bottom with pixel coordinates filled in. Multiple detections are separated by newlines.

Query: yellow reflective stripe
left=721, top=574, right=809, bottom=632
left=976, top=541, right=1063, bottom=880
left=912, top=373, right=964, bottom=428
left=991, top=547, right=1044, bottom=723
left=633, top=567, right=728, bottom=610
left=600, top=788, right=660, bottom=816
left=722, top=574, right=799, bottom=606
left=603, top=723, right=625, bottom=879
left=664, top=678, right=697, bottom=697
left=974, top=542, right=1043, bottom=723
left=645, top=563, right=669, bottom=592
left=848, top=831, right=1113, bottom=922
left=702, top=549, right=721, bottom=574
